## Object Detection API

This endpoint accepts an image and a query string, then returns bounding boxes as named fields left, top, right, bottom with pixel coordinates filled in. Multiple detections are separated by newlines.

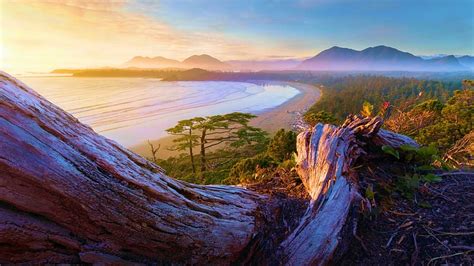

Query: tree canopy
left=304, top=76, right=461, bottom=125
left=166, top=112, right=267, bottom=180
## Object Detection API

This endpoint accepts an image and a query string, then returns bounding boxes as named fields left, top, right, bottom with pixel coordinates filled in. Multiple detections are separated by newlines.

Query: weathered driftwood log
left=0, top=72, right=417, bottom=264
left=279, top=116, right=418, bottom=265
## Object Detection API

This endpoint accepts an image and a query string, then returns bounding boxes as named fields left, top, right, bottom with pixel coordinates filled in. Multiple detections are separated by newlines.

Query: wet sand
left=130, top=82, right=321, bottom=159
left=249, top=81, right=321, bottom=132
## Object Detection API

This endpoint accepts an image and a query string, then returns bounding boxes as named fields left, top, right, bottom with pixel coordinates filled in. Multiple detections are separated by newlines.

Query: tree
left=385, top=99, right=442, bottom=136
left=228, top=153, right=276, bottom=184
left=266, top=129, right=297, bottom=162
left=147, top=140, right=160, bottom=164
left=166, top=119, right=200, bottom=174
left=195, top=113, right=266, bottom=177
left=167, top=113, right=267, bottom=180
left=303, top=110, right=338, bottom=126
left=415, top=89, right=473, bottom=152
left=462, top=79, right=474, bottom=90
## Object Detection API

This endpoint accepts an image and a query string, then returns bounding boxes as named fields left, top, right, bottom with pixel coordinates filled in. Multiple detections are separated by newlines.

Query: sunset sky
left=1, top=0, right=473, bottom=73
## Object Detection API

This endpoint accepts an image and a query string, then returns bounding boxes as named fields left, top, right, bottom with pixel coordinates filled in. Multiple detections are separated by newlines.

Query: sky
left=1, top=0, right=473, bottom=73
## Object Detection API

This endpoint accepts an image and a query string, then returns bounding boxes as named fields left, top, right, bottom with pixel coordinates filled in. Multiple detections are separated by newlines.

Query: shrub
left=228, top=154, right=276, bottom=184
left=303, top=110, right=338, bottom=126
left=279, top=158, right=296, bottom=170
left=266, top=129, right=297, bottom=162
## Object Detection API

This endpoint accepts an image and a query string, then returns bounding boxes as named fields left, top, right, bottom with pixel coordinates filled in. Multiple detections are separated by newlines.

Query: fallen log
left=0, top=72, right=417, bottom=264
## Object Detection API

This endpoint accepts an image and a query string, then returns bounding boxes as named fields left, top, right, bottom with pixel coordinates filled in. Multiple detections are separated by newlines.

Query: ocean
left=18, top=76, right=300, bottom=147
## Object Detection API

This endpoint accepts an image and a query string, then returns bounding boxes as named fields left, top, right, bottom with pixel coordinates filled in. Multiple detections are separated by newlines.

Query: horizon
left=1, top=0, right=473, bottom=73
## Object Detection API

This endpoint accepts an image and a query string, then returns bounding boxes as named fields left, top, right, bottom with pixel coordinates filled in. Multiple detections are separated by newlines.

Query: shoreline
left=129, top=81, right=321, bottom=159
left=249, top=81, right=320, bottom=132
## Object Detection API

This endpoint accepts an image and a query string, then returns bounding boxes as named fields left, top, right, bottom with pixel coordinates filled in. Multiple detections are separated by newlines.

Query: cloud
left=1, top=0, right=301, bottom=72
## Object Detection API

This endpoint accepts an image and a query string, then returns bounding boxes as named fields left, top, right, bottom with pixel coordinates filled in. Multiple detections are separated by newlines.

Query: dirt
left=339, top=171, right=474, bottom=265
left=247, top=168, right=311, bottom=201
left=246, top=158, right=474, bottom=265
left=238, top=169, right=310, bottom=265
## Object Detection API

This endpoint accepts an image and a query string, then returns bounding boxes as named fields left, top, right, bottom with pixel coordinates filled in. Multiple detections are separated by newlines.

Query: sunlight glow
left=0, top=0, right=305, bottom=73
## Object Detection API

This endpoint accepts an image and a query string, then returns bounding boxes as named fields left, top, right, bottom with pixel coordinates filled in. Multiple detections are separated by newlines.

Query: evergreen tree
left=266, top=129, right=297, bottom=162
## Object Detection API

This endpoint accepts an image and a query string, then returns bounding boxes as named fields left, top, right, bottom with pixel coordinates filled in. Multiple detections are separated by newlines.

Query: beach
left=19, top=76, right=320, bottom=159
left=130, top=82, right=321, bottom=159
left=249, top=82, right=321, bottom=132
left=20, top=77, right=302, bottom=145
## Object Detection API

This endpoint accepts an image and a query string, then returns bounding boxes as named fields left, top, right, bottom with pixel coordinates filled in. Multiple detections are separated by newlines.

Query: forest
left=305, top=77, right=472, bottom=158
left=304, top=76, right=461, bottom=122
left=154, top=77, right=472, bottom=187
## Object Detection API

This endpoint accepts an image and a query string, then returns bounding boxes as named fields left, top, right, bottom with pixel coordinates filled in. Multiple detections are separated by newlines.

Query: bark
left=188, top=128, right=196, bottom=174
left=278, top=115, right=418, bottom=265
left=0, top=72, right=418, bottom=264
left=200, top=128, right=207, bottom=177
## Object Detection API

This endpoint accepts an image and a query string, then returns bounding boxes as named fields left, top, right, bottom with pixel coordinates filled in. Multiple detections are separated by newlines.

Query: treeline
left=305, top=78, right=473, bottom=167
left=65, top=68, right=184, bottom=78
left=304, top=76, right=461, bottom=124
left=54, top=67, right=473, bottom=82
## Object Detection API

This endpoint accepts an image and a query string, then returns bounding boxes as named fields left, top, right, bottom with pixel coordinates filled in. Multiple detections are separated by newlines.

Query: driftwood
left=0, top=72, right=417, bottom=264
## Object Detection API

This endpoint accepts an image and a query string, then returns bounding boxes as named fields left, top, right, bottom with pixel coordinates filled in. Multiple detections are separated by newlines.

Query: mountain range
left=298, top=45, right=471, bottom=71
left=123, top=54, right=230, bottom=70
left=123, top=45, right=474, bottom=72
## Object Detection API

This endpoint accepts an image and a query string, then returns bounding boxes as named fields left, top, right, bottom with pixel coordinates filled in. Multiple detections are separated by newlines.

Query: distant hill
left=123, top=56, right=181, bottom=68
left=458, top=55, right=474, bottom=70
left=123, top=55, right=302, bottom=71
left=298, top=45, right=469, bottom=72
left=113, top=46, right=474, bottom=72
left=122, top=54, right=230, bottom=71
left=182, top=54, right=230, bottom=70
left=425, top=55, right=469, bottom=71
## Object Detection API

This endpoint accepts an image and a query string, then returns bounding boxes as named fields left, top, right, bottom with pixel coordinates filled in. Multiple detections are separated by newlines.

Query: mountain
left=123, top=56, right=181, bottom=68
left=425, top=55, right=469, bottom=71
left=298, top=45, right=468, bottom=72
left=182, top=54, right=230, bottom=70
left=122, top=47, right=471, bottom=72
left=123, top=54, right=230, bottom=70
left=458, top=55, right=474, bottom=70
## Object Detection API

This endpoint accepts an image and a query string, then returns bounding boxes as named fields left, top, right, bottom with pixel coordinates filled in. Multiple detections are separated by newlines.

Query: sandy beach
left=130, top=82, right=321, bottom=159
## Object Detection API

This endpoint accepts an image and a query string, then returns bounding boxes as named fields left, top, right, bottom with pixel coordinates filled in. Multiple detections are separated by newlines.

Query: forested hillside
left=305, top=77, right=472, bottom=166
left=305, top=76, right=461, bottom=122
